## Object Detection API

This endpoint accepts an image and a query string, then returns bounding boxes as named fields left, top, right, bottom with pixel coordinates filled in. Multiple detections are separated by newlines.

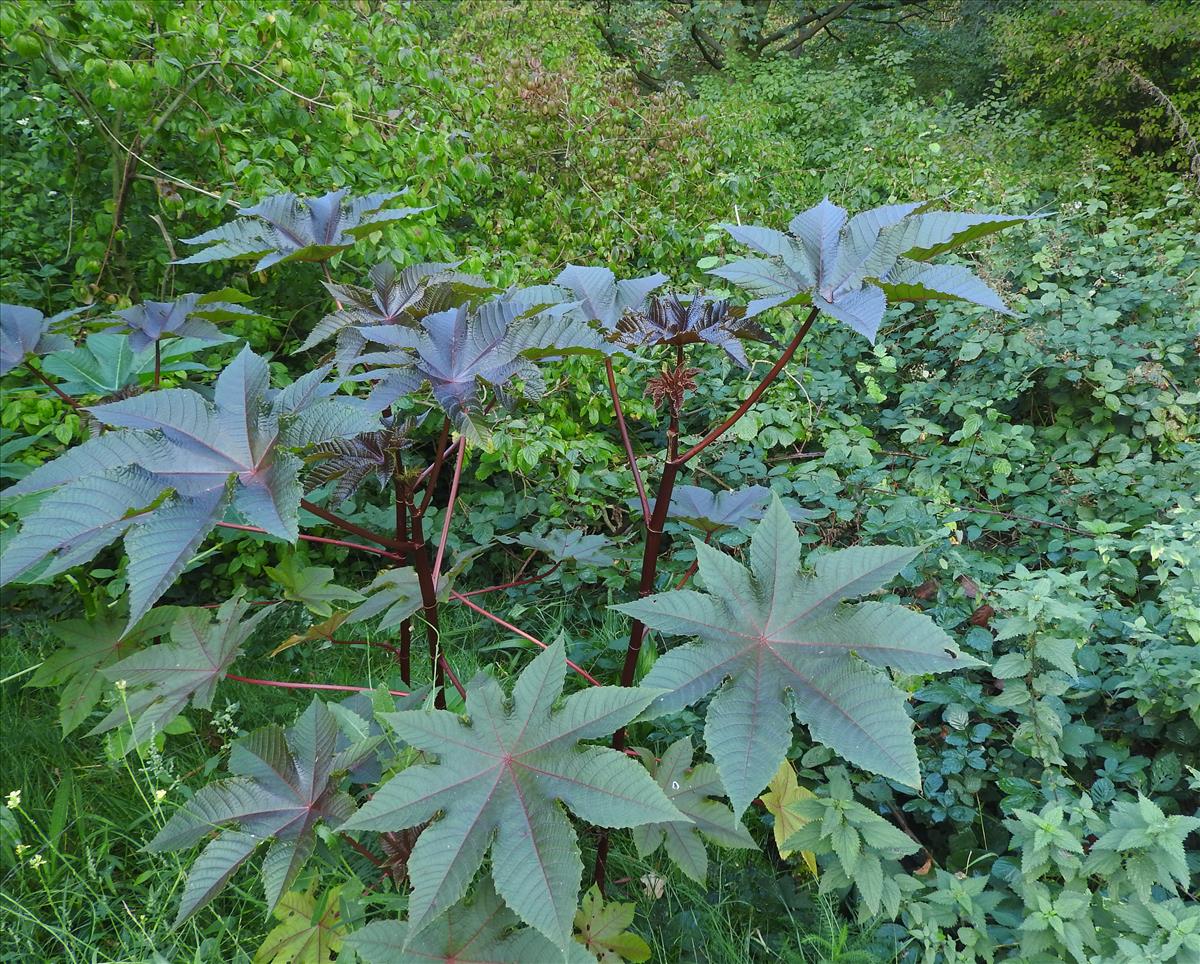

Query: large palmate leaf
left=553, top=265, right=668, bottom=332
left=631, top=737, right=756, bottom=884
left=148, top=697, right=370, bottom=922
left=110, top=292, right=248, bottom=352
left=352, top=297, right=551, bottom=441
left=345, top=879, right=596, bottom=964
left=711, top=198, right=1037, bottom=342
left=342, top=638, right=684, bottom=950
left=0, top=302, right=80, bottom=375
left=614, top=293, right=770, bottom=369
left=303, top=261, right=494, bottom=357
left=177, top=189, right=425, bottom=270
left=1, top=347, right=377, bottom=628
left=91, top=596, right=274, bottom=749
left=639, top=483, right=815, bottom=536
left=615, top=497, right=985, bottom=814
left=40, top=332, right=208, bottom=396
left=25, top=607, right=180, bottom=735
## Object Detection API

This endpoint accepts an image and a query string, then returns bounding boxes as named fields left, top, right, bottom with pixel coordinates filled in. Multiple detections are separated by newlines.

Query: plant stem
left=227, top=674, right=409, bottom=697
left=432, top=439, right=467, bottom=580
left=153, top=341, right=161, bottom=389
left=328, top=638, right=404, bottom=660
left=450, top=591, right=603, bottom=687
left=24, top=361, right=82, bottom=411
left=606, top=358, right=649, bottom=524
left=216, top=521, right=403, bottom=560
left=416, top=417, right=453, bottom=516
left=408, top=507, right=446, bottom=709
left=674, top=305, right=819, bottom=466
left=395, top=480, right=412, bottom=683
left=300, top=498, right=409, bottom=552
left=459, top=560, right=562, bottom=597
left=439, top=653, right=468, bottom=700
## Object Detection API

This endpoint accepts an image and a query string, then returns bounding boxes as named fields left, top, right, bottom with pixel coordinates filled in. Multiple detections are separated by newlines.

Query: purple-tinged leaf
left=615, top=497, right=986, bottom=813
left=342, top=638, right=683, bottom=950
left=615, top=293, right=772, bottom=369
left=0, top=302, right=80, bottom=376
left=149, top=697, right=362, bottom=923
left=177, top=189, right=425, bottom=271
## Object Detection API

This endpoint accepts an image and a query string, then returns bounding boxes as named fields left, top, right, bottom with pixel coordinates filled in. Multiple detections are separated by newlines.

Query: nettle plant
left=0, top=189, right=1031, bottom=958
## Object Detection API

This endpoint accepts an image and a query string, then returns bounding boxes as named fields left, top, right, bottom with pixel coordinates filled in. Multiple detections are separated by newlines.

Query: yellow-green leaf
left=759, top=760, right=818, bottom=875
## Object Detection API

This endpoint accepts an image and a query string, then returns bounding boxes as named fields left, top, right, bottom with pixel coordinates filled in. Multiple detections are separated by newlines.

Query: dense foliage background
left=1, top=1, right=1197, bottom=961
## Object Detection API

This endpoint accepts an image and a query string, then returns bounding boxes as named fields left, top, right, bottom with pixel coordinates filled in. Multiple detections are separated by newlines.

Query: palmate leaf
left=614, top=293, right=771, bottom=370
left=254, top=885, right=346, bottom=964
left=25, top=606, right=180, bottom=735
left=573, top=886, right=651, bottom=964
left=640, top=483, right=816, bottom=536
left=615, top=496, right=985, bottom=815
left=1, top=346, right=377, bottom=628
left=342, top=638, right=684, bottom=951
left=345, top=878, right=596, bottom=964
left=41, top=332, right=210, bottom=396
left=500, top=529, right=616, bottom=567
left=553, top=265, right=668, bottom=332
left=631, top=737, right=756, bottom=884
left=0, top=302, right=79, bottom=375
left=352, top=297, right=550, bottom=442
left=345, top=566, right=424, bottom=631
left=110, top=292, right=248, bottom=352
left=711, top=197, right=1039, bottom=342
left=148, top=697, right=365, bottom=923
left=91, top=596, right=274, bottom=750
left=758, top=759, right=818, bottom=874
left=263, top=554, right=364, bottom=618
left=177, top=189, right=425, bottom=271
left=304, top=416, right=420, bottom=506
left=303, top=261, right=494, bottom=357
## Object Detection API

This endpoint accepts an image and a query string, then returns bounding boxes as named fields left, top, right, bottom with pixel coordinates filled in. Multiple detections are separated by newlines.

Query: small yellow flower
left=115, top=679, right=128, bottom=693
left=153, top=788, right=167, bottom=803
left=28, top=853, right=46, bottom=869
left=14, top=843, right=29, bottom=858
left=5, top=790, right=20, bottom=809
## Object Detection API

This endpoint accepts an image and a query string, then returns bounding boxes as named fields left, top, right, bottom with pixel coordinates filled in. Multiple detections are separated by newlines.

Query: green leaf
left=345, top=878, right=595, bottom=963
left=148, top=697, right=359, bottom=922
left=502, top=529, right=615, bottom=567
left=631, top=737, right=756, bottom=883
left=26, top=607, right=179, bottom=735
left=342, top=638, right=684, bottom=950
left=254, top=886, right=345, bottom=964
left=616, top=497, right=983, bottom=812
left=345, top=567, right=423, bottom=631
left=91, top=596, right=273, bottom=750
left=264, top=555, right=364, bottom=618
left=573, top=885, right=651, bottom=963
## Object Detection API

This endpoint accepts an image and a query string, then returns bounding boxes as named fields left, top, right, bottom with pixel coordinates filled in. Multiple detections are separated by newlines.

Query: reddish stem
left=409, top=507, right=446, bottom=709
left=153, top=342, right=161, bottom=389
left=341, top=833, right=384, bottom=867
left=227, top=674, right=409, bottom=697
left=300, top=498, right=408, bottom=553
left=432, top=439, right=467, bottom=580
left=450, top=591, right=603, bottom=688
left=459, top=560, right=562, bottom=597
left=438, top=654, right=468, bottom=701
left=606, top=358, right=649, bottom=525
left=674, top=306, right=820, bottom=466
left=216, top=521, right=404, bottom=560
left=395, top=482, right=412, bottom=684
left=416, top=417, right=452, bottom=516
left=25, top=361, right=82, bottom=411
